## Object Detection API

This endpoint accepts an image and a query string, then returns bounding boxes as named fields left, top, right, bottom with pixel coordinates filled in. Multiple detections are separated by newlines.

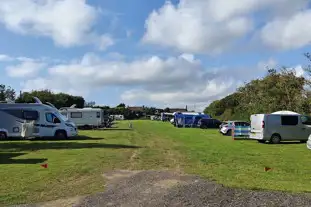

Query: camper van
left=250, top=111, right=311, bottom=144
left=0, top=97, right=77, bottom=139
left=59, top=107, right=105, bottom=129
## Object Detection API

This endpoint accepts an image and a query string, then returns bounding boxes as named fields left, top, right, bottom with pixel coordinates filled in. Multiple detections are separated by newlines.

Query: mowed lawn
left=1, top=120, right=311, bottom=205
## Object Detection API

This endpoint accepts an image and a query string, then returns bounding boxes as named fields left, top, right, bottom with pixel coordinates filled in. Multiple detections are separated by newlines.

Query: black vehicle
left=198, top=118, right=222, bottom=129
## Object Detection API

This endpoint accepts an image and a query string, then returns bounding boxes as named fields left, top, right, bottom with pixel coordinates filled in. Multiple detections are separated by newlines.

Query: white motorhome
left=59, top=106, right=105, bottom=129
left=0, top=97, right=77, bottom=140
left=250, top=111, right=311, bottom=144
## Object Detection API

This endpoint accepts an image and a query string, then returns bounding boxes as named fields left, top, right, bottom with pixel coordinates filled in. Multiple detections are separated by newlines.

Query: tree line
left=0, top=87, right=85, bottom=108
left=0, top=87, right=163, bottom=119
left=204, top=54, right=311, bottom=121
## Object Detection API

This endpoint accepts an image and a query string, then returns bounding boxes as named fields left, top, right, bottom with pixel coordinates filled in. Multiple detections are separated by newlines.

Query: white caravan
left=115, top=115, right=125, bottom=120
left=249, top=111, right=311, bottom=144
left=59, top=106, right=104, bottom=128
left=0, top=97, right=77, bottom=140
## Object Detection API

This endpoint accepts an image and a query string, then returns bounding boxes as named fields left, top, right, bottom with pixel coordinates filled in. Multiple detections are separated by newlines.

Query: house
left=127, top=106, right=145, bottom=112
left=169, top=108, right=188, bottom=113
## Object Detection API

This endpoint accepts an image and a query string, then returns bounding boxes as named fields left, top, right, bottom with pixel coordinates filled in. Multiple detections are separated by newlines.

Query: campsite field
left=1, top=120, right=311, bottom=205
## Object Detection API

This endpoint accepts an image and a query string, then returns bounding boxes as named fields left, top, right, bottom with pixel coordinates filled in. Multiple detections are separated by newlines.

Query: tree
left=164, top=107, right=170, bottom=112
left=16, top=90, right=85, bottom=108
left=0, top=84, right=16, bottom=101
left=116, top=103, right=126, bottom=108
left=204, top=67, right=307, bottom=121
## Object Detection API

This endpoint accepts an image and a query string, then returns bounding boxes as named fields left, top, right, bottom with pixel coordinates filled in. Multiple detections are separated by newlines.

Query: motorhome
left=0, top=97, right=77, bottom=140
left=250, top=111, right=311, bottom=144
left=59, top=106, right=105, bottom=129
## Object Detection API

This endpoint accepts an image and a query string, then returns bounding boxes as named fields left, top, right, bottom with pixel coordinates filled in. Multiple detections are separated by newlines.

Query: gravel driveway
left=13, top=170, right=311, bottom=207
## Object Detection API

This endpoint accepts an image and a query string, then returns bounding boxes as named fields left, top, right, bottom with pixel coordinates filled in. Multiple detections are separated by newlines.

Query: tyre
left=226, top=129, right=232, bottom=136
left=270, top=134, right=281, bottom=144
left=257, top=140, right=265, bottom=144
left=54, top=130, right=67, bottom=139
left=0, top=131, right=7, bottom=140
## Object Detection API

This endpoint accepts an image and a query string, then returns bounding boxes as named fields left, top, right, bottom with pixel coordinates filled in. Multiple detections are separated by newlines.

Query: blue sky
left=0, top=0, right=311, bottom=111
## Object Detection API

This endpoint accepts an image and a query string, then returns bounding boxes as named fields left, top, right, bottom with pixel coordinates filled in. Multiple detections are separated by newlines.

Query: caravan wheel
left=0, top=132, right=7, bottom=140
left=54, top=130, right=67, bottom=140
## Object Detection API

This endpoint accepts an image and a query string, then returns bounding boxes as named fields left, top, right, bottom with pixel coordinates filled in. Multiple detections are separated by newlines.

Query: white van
left=250, top=112, right=311, bottom=144
left=0, top=97, right=78, bottom=139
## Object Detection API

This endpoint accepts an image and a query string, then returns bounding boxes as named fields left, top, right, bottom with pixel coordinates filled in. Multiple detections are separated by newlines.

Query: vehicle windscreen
left=55, top=111, right=68, bottom=121
left=301, top=115, right=311, bottom=125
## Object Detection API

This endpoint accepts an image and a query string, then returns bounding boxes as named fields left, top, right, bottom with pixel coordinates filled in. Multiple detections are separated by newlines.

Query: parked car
left=219, top=121, right=228, bottom=130
left=220, top=121, right=250, bottom=136
left=250, top=111, right=311, bottom=144
left=198, top=118, right=222, bottom=129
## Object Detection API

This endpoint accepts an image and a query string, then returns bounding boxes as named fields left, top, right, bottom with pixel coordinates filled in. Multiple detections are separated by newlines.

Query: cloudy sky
left=0, top=0, right=310, bottom=111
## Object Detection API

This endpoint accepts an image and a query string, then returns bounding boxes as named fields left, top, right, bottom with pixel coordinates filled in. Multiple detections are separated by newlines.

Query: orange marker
left=40, top=163, right=48, bottom=168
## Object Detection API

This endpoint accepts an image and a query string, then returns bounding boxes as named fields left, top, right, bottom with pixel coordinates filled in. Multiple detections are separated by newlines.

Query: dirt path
left=13, top=170, right=311, bottom=207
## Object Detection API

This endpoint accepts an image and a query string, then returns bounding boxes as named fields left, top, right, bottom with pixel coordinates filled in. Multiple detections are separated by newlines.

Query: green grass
left=1, top=120, right=311, bottom=205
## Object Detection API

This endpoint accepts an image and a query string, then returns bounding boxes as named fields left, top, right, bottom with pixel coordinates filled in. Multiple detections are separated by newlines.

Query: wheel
left=201, top=125, right=207, bottom=129
left=226, top=129, right=232, bottom=136
left=54, top=130, right=67, bottom=139
left=257, top=140, right=265, bottom=144
left=270, top=134, right=281, bottom=144
left=0, top=132, right=7, bottom=140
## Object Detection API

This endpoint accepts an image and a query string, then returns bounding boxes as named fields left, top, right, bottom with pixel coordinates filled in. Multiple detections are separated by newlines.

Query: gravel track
left=12, top=170, right=311, bottom=207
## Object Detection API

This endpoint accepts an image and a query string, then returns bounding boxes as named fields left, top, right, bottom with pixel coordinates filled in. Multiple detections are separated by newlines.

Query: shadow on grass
left=31, top=136, right=105, bottom=141
left=0, top=153, right=47, bottom=164
left=278, top=141, right=305, bottom=145
left=0, top=142, right=142, bottom=152
left=102, top=128, right=132, bottom=131
left=0, top=136, right=105, bottom=142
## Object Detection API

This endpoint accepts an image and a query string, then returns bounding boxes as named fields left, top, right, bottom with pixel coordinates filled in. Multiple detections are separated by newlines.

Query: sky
left=0, top=0, right=311, bottom=111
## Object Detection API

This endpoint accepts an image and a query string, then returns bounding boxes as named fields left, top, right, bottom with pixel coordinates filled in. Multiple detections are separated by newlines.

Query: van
left=0, top=97, right=77, bottom=140
left=250, top=113, right=311, bottom=144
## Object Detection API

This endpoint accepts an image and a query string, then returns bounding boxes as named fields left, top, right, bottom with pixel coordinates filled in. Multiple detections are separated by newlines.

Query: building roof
left=127, top=106, right=145, bottom=112
left=169, top=108, right=188, bottom=113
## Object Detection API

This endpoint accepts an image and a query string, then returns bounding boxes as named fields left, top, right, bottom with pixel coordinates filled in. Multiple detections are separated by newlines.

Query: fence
left=232, top=125, right=251, bottom=140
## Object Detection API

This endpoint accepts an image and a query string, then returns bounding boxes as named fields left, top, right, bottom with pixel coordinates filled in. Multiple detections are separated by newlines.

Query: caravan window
left=46, top=113, right=60, bottom=123
left=4, top=109, right=23, bottom=119
left=46, top=113, right=54, bottom=123
left=96, top=112, right=100, bottom=118
left=281, top=115, right=298, bottom=126
left=23, top=110, right=39, bottom=120
left=71, top=112, right=82, bottom=118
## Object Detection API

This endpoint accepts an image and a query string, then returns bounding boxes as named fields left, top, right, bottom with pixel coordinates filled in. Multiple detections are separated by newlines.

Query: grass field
left=1, top=120, right=311, bottom=205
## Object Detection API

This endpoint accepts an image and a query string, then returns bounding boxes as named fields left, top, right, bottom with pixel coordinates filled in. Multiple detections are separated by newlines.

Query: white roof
left=271, top=110, right=300, bottom=115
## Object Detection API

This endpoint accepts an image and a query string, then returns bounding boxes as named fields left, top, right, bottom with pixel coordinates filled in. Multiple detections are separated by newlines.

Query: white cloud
left=261, top=9, right=311, bottom=50
left=257, top=58, right=278, bottom=71
left=0, top=54, right=13, bottom=61
left=6, top=60, right=46, bottom=78
left=143, top=0, right=309, bottom=54
left=0, top=0, right=114, bottom=49
left=294, top=65, right=305, bottom=77
left=98, top=34, right=115, bottom=50
left=18, top=53, right=269, bottom=108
